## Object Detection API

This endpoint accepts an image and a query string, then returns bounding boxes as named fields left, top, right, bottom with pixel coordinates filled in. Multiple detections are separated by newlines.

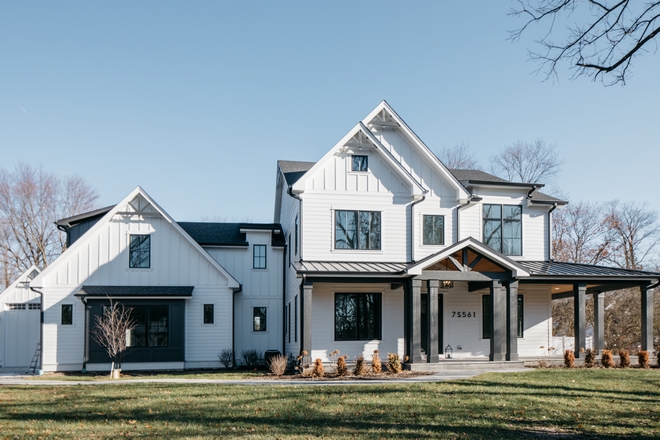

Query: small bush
left=241, top=349, right=262, bottom=368
left=584, top=349, right=595, bottom=368
left=268, top=355, right=287, bottom=376
left=371, top=350, right=382, bottom=374
left=336, top=356, right=348, bottom=376
left=312, top=358, right=325, bottom=377
left=354, top=356, right=367, bottom=376
left=618, top=350, right=630, bottom=368
left=218, top=348, right=233, bottom=369
left=638, top=350, right=650, bottom=368
left=564, top=350, right=575, bottom=368
left=601, top=349, right=614, bottom=368
left=387, top=352, right=402, bottom=374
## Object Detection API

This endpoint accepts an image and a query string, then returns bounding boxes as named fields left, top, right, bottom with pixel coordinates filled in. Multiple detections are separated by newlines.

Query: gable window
left=203, top=304, right=214, bottom=324
left=423, top=215, right=445, bottom=245
left=482, top=295, right=524, bottom=339
left=335, top=293, right=382, bottom=341
left=253, top=307, right=267, bottom=331
left=127, top=305, right=169, bottom=347
left=253, top=245, right=267, bottom=269
left=61, top=304, right=73, bottom=325
left=483, top=205, right=522, bottom=256
left=335, top=210, right=381, bottom=250
left=352, top=155, right=368, bottom=172
left=129, top=235, right=151, bottom=268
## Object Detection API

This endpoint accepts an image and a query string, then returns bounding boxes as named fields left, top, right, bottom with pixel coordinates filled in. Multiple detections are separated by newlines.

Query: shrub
left=387, top=353, right=402, bottom=374
left=601, top=349, right=614, bottom=368
left=638, top=350, right=650, bottom=368
left=564, top=350, right=575, bottom=368
left=269, top=355, right=287, bottom=376
left=584, top=349, right=595, bottom=368
left=312, top=358, right=325, bottom=377
left=371, top=350, right=382, bottom=374
left=218, top=348, right=233, bottom=369
left=241, top=349, right=262, bottom=368
left=336, top=356, right=348, bottom=376
left=619, top=350, right=630, bottom=368
left=354, top=356, right=367, bottom=376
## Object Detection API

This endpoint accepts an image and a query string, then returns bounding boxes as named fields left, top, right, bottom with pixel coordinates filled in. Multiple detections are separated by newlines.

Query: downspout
left=547, top=203, right=558, bottom=261
left=409, top=194, right=426, bottom=263
left=28, top=286, right=43, bottom=373
left=231, top=284, right=242, bottom=368
left=287, top=187, right=303, bottom=262
left=282, top=242, right=287, bottom=356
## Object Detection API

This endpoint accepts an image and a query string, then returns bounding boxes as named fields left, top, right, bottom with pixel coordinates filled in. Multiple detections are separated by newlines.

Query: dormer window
left=129, top=235, right=151, bottom=268
left=352, top=155, right=368, bottom=172
left=483, top=205, right=522, bottom=256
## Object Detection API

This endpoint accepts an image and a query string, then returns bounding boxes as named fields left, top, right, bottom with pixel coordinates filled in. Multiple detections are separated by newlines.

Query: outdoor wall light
left=441, top=281, right=453, bottom=289
left=445, top=345, right=453, bottom=359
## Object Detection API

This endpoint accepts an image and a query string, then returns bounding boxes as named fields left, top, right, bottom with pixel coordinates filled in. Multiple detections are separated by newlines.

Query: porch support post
left=411, top=279, right=423, bottom=363
left=593, top=291, right=605, bottom=355
left=641, top=285, right=654, bottom=352
left=573, top=283, right=586, bottom=358
left=427, top=279, right=439, bottom=363
left=506, top=281, right=519, bottom=361
left=490, top=280, right=506, bottom=361
left=301, top=280, right=313, bottom=357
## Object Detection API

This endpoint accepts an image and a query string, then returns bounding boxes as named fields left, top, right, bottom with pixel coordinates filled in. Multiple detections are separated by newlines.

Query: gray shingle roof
left=76, top=285, right=194, bottom=297
left=278, top=160, right=315, bottom=186
left=178, top=222, right=285, bottom=247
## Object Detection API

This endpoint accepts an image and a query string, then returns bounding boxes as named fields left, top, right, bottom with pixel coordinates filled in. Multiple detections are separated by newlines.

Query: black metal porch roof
left=519, top=261, right=660, bottom=279
left=295, top=261, right=408, bottom=275
left=76, top=286, right=194, bottom=298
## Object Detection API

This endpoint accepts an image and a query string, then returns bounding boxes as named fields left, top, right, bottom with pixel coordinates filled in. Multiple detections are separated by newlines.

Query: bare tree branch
left=92, top=300, right=136, bottom=377
left=436, top=142, right=481, bottom=170
left=489, top=139, right=564, bottom=184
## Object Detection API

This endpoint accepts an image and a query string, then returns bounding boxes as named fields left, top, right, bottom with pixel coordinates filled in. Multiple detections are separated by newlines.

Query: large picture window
left=335, top=210, right=381, bottom=250
left=423, top=215, right=445, bottom=245
left=335, top=293, right=382, bottom=341
left=483, top=205, right=522, bottom=256
left=482, top=295, right=524, bottom=339
left=127, top=305, right=169, bottom=347
left=129, top=235, right=151, bottom=268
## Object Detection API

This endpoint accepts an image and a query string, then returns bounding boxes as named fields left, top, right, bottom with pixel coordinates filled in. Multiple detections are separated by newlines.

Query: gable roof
left=0, top=265, right=41, bottom=300
left=178, top=222, right=285, bottom=247
left=278, top=160, right=316, bottom=187
left=55, top=205, right=115, bottom=228
left=31, top=187, right=240, bottom=289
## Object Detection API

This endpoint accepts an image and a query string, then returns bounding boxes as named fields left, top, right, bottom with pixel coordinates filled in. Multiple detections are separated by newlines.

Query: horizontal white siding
left=518, top=284, right=552, bottom=357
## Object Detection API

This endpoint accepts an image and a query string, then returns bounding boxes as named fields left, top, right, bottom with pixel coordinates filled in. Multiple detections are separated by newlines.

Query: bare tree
left=552, top=201, right=614, bottom=265
left=604, top=200, right=660, bottom=270
left=92, top=300, right=136, bottom=379
left=0, top=163, right=98, bottom=287
left=436, top=142, right=481, bottom=170
left=510, top=1, right=660, bottom=85
left=490, top=139, right=563, bottom=184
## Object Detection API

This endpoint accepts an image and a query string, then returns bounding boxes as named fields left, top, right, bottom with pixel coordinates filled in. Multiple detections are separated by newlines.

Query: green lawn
left=2, top=369, right=659, bottom=439
left=25, top=369, right=264, bottom=381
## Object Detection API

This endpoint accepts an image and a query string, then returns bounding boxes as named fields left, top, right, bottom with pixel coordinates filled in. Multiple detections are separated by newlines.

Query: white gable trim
left=362, top=101, right=471, bottom=201
left=30, top=187, right=240, bottom=289
left=0, top=265, right=41, bottom=299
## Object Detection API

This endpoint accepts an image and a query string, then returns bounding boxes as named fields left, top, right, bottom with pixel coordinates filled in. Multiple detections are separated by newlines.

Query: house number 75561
left=451, top=311, right=476, bottom=318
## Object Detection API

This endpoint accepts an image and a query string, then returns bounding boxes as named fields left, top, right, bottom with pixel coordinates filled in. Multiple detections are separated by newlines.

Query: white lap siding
left=517, top=284, right=552, bottom=357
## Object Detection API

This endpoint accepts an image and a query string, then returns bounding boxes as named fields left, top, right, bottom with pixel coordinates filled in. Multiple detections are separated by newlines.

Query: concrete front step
left=405, top=360, right=526, bottom=371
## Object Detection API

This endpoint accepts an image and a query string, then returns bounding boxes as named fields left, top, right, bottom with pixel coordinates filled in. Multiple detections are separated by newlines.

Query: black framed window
left=287, top=303, right=291, bottom=343
left=295, top=216, right=299, bottom=255
left=335, top=293, right=382, bottom=341
left=482, top=295, right=523, bottom=339
left=129, top=235, right=151, bottom=268
left=127, top=305, right=169, bottom=347
left=352, top=155, right=368, bottom=171
left=253, top=245, right=267, bottom=269
left=294, top=295, right=298, bottom=342
left=423, top=215, right=445, bottom=245
left=203, top=304, right=214, bottom=324
left=483, top=204, right=522, bottom=256
left=61, top=304, right=73, bottom=325
left=335, top=210, right=381, bottom=250
left=253, top=307, right=267, bottom=331
left=288, top=233, right=291, bottom=266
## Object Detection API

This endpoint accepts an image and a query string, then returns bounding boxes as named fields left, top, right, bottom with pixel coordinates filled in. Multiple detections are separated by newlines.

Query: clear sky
left=2, top=1, right=659, bottom=222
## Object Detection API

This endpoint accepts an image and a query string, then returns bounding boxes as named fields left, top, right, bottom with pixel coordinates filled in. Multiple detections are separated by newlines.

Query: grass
left=1, top=369, right=659, bottom=438
left=24, top=369, right=264, bottom=381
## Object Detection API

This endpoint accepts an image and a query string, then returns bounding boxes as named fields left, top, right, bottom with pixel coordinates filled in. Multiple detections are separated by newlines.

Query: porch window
left=423, top=215, right=445, bottom=245
left=335, top=210, right=381, bottom=250
left=483, top=205, right=522, bottom=256
left=334, top=293, right=382, bottom=341
left=352, top=155, right=368, bottom=171
left=253, top=244, right=267, bottom=269
left=482, top=295, right=523, bottom=339
left=253, top=307, right=267, bottom=331
left=129, top=235, right=151, bottom=268
left=127, top=305, right=169, bottom=347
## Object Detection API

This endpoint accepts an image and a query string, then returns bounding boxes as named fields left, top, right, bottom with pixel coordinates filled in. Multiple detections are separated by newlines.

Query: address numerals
left=451, top=311, right=476, bottom=318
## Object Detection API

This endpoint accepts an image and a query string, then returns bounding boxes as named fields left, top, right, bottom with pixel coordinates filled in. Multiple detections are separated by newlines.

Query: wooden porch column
left=593, top=291, right=605, bottom=355
left=410, top=279, right=423, bottom=363
left=573, top=283, right=586, bottom=358
left=300, top=281, right=313, bottom=357
left=427, top=279, right=439, bottom=363
left=641, top=285, right=654, bottom=351
left=506, top=281, right=519, bottom=361
left=490, top=280, right=506, bottom=361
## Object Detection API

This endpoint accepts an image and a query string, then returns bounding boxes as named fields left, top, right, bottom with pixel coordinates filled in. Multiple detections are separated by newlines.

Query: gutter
left=547, top=203, right=558, bottom=261
left=287, top=187, right=303, bottom=262
left=28, top=286, right=44, bottom=373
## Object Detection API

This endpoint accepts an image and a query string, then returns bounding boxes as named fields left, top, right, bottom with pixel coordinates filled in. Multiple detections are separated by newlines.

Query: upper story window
left=351, top=155, right=368, bottom=172
left=335, top=210, right=381, bottom=250
left=129, top=235, right=151, bottom=268
left=483, top=204, right=522, bottom=256
left=253, top=244, right=267, bottom=269
left=423, top=215, right=445, bottom=245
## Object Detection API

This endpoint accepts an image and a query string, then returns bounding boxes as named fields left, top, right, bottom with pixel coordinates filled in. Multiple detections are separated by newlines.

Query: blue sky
left=2, top=1, right=659, bottom=222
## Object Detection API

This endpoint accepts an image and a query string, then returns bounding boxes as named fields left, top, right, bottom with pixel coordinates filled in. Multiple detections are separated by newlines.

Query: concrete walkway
left=0, top=366, right=530, bottom=386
